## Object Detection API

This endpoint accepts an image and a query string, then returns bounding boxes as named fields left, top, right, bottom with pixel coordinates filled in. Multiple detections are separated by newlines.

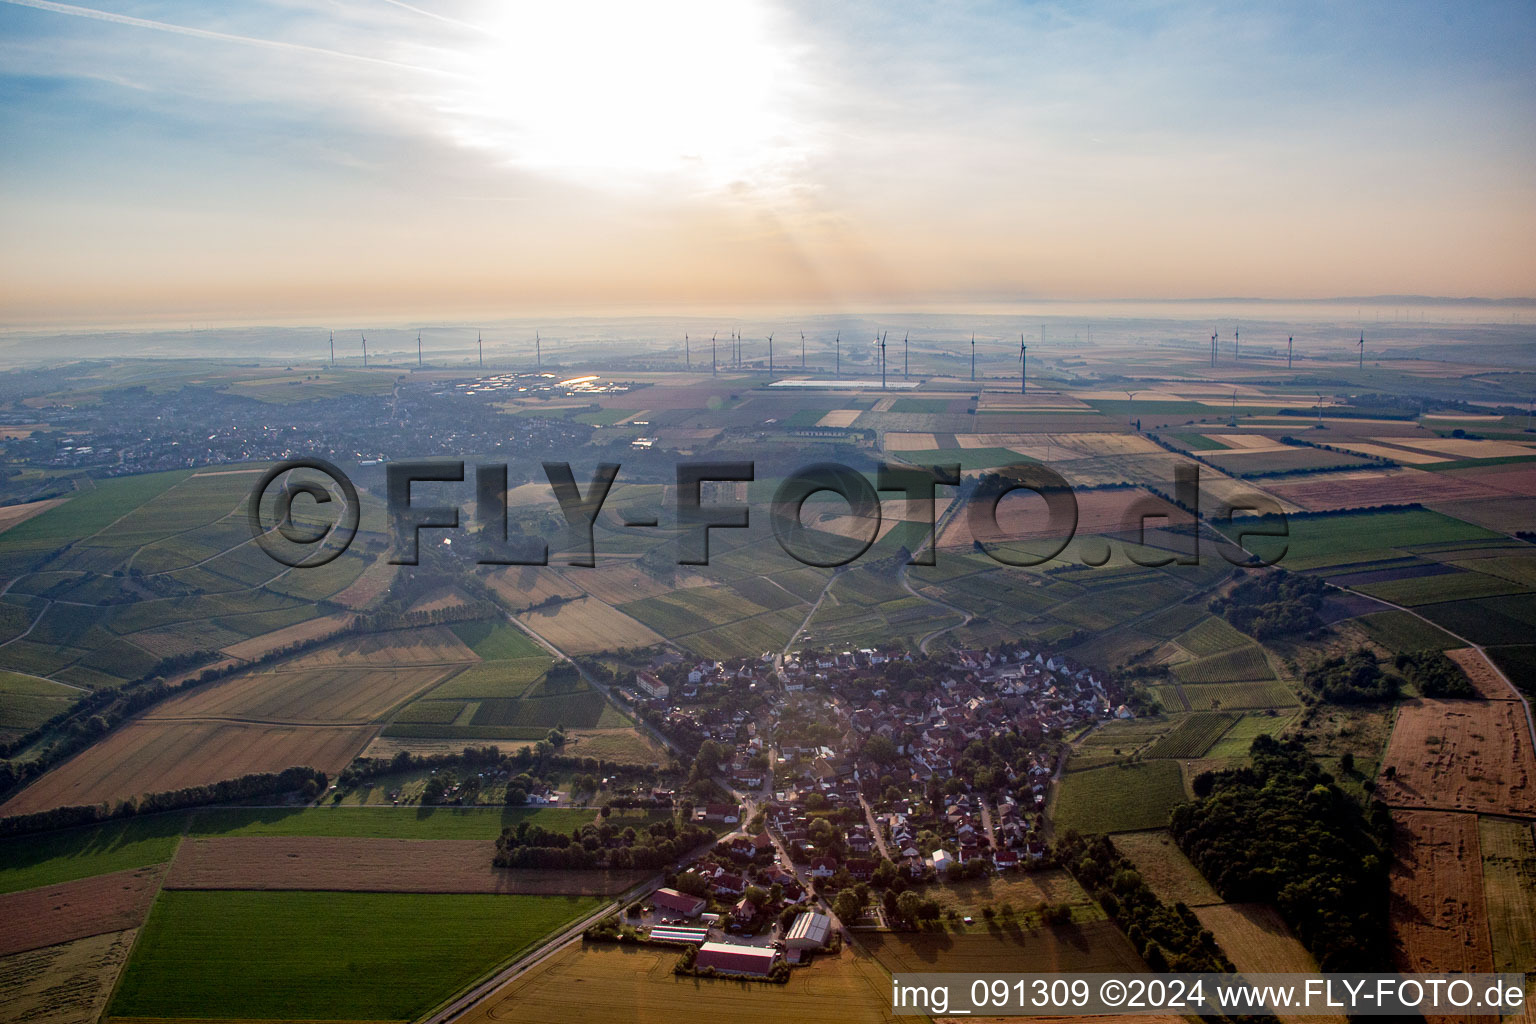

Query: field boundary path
left=1328, top=582, right=1536, bottom=760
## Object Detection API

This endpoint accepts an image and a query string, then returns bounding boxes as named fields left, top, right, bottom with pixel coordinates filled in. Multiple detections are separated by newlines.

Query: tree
left=896, top=890, right=923, bottom=926
left=864, top=735, right=897, bottom=764
left=833, top=889, right=863, bottom=921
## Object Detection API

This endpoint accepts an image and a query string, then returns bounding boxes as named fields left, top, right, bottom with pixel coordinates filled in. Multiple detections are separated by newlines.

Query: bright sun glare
left=433, top=1, right=809, bottom=194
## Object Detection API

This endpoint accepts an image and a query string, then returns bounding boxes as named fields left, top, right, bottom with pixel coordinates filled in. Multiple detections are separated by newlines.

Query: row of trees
left=0, top=766, right=327, bottom=837
left=1172, top=735, right=1392, bottom=971
left=1056, top=831, right=1232, bottom=974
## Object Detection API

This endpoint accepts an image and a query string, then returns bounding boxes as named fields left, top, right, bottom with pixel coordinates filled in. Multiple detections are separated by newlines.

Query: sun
left=432, top=1, right=810, bottom=194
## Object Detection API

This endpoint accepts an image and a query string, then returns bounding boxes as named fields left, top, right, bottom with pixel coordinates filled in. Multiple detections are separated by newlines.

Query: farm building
left=695, top=941, right=778, bottom=977
left=785, top=911, right=831, bottom=951
left=649, top=926, right=709, bottom=945
left=652, top=888, right=706, bottom=918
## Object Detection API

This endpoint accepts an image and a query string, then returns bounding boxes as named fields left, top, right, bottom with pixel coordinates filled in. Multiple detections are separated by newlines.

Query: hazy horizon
left=3, top=1, right=1534, bottom=326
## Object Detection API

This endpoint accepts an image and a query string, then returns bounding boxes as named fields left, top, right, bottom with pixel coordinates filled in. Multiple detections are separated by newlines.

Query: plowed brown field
left=1388, top=811, right=1493, bottom=974
left=0, top=867, right=163, bottom=956
left=1376, top=699, right=1536, bottom=816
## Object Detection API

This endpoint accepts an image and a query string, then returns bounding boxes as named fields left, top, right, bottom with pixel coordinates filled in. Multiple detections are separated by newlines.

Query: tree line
left=492, top=816, right=713, bottom=870
left=0, top=766, right=326, bottom=838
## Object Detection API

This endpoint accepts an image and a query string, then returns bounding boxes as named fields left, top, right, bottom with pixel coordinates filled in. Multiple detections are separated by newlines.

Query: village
left=588, top=641, right=1136, bottom=978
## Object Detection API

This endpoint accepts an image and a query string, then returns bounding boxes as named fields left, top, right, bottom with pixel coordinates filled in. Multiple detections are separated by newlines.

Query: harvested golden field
left=0, top=928, right=137, bottom=1024
left=1112, top=831, right=1221, bottom=906
left=219, top=613, right=353, bottom=662
left=1193, top=903, right=1317, bottom=972
left=1376, top=699, right=1536, bottom=816
left=142, top=665, right=453, bottom=725
left=461, top=942, right=900, bottom=1024
left=1444, top=648, right=1519, bottom=701
left=280, top=626, right=477, bottom=668
left=518, top=596, right=663, bottom=654
left=1388, top=811, right=1494, bottom=974
left=817, top=409, right=863, bottom=428
left=164, top=836, right=649, bottom=895
left=0, top=867, right=162, bottom=957
left=861, top=920, right=1143, bottom=975
left=484, top=566, right=584, bottom=611
left=570, top=563, right=681, bottom=605
left=0, top=721, right=370, bottom=816
left=1478, top=817, right=1536, bottom=974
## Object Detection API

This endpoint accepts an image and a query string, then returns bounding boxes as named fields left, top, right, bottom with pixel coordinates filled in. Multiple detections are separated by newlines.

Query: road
left=856, top=792, right=892, bottom=861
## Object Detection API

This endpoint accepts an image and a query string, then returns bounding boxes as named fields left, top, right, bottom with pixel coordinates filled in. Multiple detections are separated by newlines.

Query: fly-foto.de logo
left=248, top=458, right=1289, bottom=570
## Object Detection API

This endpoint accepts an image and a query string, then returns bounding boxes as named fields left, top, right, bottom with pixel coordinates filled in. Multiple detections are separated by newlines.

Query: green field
left=0, top=813, right=187, bottom=893
left=1272, top=508, right=1501, bottom=569
left=1052, top=760, right=1188, bottom=835
left=1487, top=645, right=1536, bottom=702
left=0, top=471, right=190, bottom=557
left=1415, top=594, right=1536, bottom=647
left=423, top=658, right=553, bottom=699
left=1203, top=710, right=1298, bottom=759
left=111, top=890, right=604, bottom=1020
left=1353, top=609, right=1461, bottom=652
left=1355, top=570, right=1528, bottom=607
left=449, top=620, right=545, bottom=660
left=1173, top=616, right=1250, bottom=656
left=1179, top=680, right=1299, bottom=710
left=1143, top=712, right=1238, bottom=759
left=0, top=669, right=80, bottom=733
left=1171, top=644, right=1275, bottom=683
left=187, top=806, right=591, bottom=840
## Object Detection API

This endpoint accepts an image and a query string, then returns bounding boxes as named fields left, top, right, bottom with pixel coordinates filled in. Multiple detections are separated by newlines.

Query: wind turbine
left=1316, top=393, right=1325, bottom=427
left=361, top=333, right=368, bottom=367
left=904, top=333, right=909, bottom=378
left=536, top=332, right=542, bottom=367
left=417, top=331, right=422, bottom=367
left=970, top=334, right=976, bottom=381
left=880, top=332, right=887, bottom=390
left=329, top=330, right=334, bottom=367
left=801, top=331, right=806, bottom=368
left=711, top=333, right=717, bottom=376
left=1234, top=324, right=1240, bottom=359
left=1358, top=331, right=1365, bottom=370
left=478, top=331, right=483, bottom=368
left=1020, top=335, right=1027, bottom=395
left=768, top=333, right=774, bottom=375
left=1287, top=336, right=1293, bottom=369
left=835, top=332, right=840, bottom=377
left=685, top=333, right=690, bottom=368
left=1210, top=328, right=1217, bottom=367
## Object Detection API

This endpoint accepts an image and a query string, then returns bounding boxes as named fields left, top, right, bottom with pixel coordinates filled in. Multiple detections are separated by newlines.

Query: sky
left=1, top=0, right=1533, bottom=326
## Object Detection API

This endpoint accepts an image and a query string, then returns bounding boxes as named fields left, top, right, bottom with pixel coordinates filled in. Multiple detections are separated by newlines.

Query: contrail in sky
left=376, top=0, right=491, bottom=35
left=0, top=0, right=465, bottom=78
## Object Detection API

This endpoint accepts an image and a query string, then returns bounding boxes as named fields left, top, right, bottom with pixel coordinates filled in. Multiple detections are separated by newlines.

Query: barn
left=652, top=888, right=706, bottom=918
left=694, top=941, right=777, bottom=977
